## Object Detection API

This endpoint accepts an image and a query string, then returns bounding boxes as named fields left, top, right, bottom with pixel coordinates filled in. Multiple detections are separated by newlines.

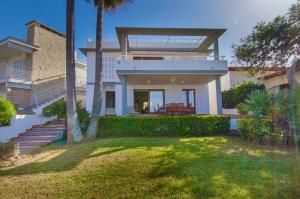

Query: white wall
left=221, top=70, right=257, bottom=91
left=85, top=52, right=121, bottom=112
left=125, top=84, right=210, bottom=115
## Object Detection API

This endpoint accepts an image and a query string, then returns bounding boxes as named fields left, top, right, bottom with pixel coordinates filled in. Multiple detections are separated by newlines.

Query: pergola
left=115, top=27, right=226, bottom=58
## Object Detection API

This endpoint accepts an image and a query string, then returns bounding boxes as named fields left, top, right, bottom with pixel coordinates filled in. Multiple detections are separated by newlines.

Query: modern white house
left=80, top=27, right=228, bottom=116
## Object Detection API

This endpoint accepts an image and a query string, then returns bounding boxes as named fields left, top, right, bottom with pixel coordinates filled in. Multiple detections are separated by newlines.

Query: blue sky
left=0, top=0, right=296, bottom=63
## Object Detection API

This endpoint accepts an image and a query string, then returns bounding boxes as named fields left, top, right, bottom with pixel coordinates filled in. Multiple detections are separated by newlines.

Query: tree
left=233, top=4, right=300, bottom=87
left=66, top=0, right=83, bottom=143
left=86, top=0, right=131, bottom=139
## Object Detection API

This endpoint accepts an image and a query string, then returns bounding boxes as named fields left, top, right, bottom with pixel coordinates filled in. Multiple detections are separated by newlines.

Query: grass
left=0, top=137, right=300, bottom=199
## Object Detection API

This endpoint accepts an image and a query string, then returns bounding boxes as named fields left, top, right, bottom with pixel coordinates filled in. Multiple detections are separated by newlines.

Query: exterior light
left=170, top=77, right=176, bottom=83
left=147, top=80, right=151, bottom=84
left=7, top=88, right=11, bottom=92
left=181, top=81, right=185, bottom=84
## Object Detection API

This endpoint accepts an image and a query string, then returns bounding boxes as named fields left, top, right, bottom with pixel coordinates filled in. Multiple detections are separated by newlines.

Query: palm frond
left=85, top=0, right=133, bottom=11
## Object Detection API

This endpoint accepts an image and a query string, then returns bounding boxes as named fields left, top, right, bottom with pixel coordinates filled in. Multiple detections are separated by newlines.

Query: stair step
left=16, top=141, right=52, bottom=147
left=13, top=139, right=53, bottom=144
left=19, top=132, right=63, bottom=137
left=31, top=128, right=65, bottom=131
left=32, top=124, right=65, bottom=128
left=11, top=135, right=59, bottom=141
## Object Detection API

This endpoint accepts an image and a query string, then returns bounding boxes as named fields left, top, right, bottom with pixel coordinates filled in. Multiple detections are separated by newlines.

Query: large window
left=182, top=89, right=195, bottom=108
left=134, top=90, right=164, bottom=113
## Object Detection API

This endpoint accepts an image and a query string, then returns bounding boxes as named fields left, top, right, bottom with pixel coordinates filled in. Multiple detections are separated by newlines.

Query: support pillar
left=121, top=75, right=128, bottom=115
left=215, top=76, right=223, bottom=115
left=214, top=39, right=219, bottom=60
left=121, top=32, right=128, bottom=60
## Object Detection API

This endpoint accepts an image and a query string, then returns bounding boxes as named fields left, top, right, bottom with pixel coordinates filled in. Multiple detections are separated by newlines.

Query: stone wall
left=27, top=22, right=66, bottom=103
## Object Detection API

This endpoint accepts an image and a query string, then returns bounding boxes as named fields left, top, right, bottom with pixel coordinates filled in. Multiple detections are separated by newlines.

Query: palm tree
left=66, top=0, right=83, bottom=143
left=86, top=0, right=131, bottom=139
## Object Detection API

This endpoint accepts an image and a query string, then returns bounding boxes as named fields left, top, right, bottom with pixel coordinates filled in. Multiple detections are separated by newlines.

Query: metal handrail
left=31, top=84, right=65, bottom=108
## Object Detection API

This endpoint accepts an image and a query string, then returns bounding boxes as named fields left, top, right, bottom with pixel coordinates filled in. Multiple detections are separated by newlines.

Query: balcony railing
left=118, top=55, right=226, bottom=61
left=0, top=70, right=31, bottom=83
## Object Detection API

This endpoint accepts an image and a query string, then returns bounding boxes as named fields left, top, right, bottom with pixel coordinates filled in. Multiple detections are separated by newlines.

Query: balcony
left=0, top=66, right=31, bottom=84
left=115, top=55, right=228, bottom=75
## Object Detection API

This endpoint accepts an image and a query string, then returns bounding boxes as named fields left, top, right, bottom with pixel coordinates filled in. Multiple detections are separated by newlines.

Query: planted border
left=97, top=116, right=230, bottom=137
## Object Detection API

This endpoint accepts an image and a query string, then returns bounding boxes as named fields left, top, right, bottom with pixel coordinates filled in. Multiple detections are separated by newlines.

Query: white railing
left=0, top=70, right=31, bottom=83
left=118, top=55, right=226, bottom=61
left=31, top=85, right=65, bottom=108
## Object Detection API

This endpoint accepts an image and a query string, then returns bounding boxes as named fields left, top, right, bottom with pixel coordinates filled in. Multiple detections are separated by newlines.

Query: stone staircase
left=10, top=120, right=65, bottom=154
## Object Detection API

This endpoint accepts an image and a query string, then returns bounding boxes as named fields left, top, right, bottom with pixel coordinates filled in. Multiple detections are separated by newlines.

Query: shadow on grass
left=143, top=137, right=300, bottom=199
left=0, top=137, right=181, bottom=177
left=0, top=136, right=299, bottom=198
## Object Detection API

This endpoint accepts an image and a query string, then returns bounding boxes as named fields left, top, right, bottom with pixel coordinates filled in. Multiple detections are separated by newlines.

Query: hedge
left=237, top=118, right=283, bottom=144
left=97, top=116, right=230, bottom=137
left=222, top=82, right=265, bottom=108
left=0, top=96, right=16, bottom=126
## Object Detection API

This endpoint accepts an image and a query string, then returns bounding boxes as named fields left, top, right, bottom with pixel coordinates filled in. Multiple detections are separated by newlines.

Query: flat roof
left=116, top=27, right=226, bottom=53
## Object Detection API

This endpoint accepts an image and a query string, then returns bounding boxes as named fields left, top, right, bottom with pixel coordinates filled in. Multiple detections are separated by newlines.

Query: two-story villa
left=81, top=27, right=228, bottom=116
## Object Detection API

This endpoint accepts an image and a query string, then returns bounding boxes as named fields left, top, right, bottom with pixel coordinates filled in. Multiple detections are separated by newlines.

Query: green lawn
left=0, top=137, right=299, bottom=199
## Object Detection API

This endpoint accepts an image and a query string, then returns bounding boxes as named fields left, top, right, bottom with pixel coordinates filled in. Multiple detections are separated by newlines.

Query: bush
left=222, top=82, right=265, bottom=108
left=237, top=118, right=284, bottom=144
left=237, top=90, right=273, bottom=117
left=0, top=142, right=17, bottom=165
left=42, top=100, right=90, bottom=130
left=97, top=115, right=230, bottom=137
left=0, top=96, right=16, bottom=126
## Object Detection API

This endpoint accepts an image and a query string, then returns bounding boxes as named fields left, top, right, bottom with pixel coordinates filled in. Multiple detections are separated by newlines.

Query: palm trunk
left=86, top=0, right=104, bottom=139
left=66, top=0, right=83, bottom=143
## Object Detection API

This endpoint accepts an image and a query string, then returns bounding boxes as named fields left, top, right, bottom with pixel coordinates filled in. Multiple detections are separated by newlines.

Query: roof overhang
left=0, top=37, right=39, bottom=61
left=116, top=27, right=226, bottom=53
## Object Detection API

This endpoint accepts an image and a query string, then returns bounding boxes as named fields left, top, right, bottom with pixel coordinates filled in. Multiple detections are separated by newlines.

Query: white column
left=121, top=33, right=128, bottom=60
left=121, top=75, right=128, bottom=115
left=214, top=39, right=219, bottom=60
left=86, top=52, right=96, bottom=113
left=215, top=76, right=223, bottom=114
left=197, top=85, right=210, bottom=114
left=208, top=76, right=223, bottom=115
left=115, top=84, right=123, bottom=116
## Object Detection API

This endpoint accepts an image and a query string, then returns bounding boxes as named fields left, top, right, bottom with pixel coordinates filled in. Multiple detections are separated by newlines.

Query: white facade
left=220, top=69, right=257, bottom=91
left=82, top=27, right=228, bottom=116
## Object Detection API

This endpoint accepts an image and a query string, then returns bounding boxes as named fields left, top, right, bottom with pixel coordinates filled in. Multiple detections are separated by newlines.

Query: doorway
left=134, top=90, right=165, bottom=114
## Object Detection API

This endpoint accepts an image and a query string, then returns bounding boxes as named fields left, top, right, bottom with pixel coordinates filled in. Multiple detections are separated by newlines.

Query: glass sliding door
left=134, top=90, right=149, bottom=114
left=149, top=91, right=164, bottom=113
left=182, top=89, right=195, bottom=108
left=134, top=90, right=165, bottom=114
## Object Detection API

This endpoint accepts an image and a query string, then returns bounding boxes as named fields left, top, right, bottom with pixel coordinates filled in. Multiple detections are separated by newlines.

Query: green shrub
left=42, top=99, right=66, bottom=118
left=222, top=82, right=265, bottom=108
left=97, top=115, right=230, bottom=137
left=237, top=118, right=283, bottom=144
left=0, top=96, right=16, bottom=126
left=0, top=142, right=17, bottom=165
left=42, top=100, right=90, bottom=130
left=237, top=90, right=273, bottom=117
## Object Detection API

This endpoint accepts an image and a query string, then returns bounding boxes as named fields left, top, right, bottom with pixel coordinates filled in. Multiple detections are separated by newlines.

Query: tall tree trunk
left=287, top=60, right=300, bottom=88
left=66, top=0, right=83, bottom=143
left=86, top=0, right=104, bottom=139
